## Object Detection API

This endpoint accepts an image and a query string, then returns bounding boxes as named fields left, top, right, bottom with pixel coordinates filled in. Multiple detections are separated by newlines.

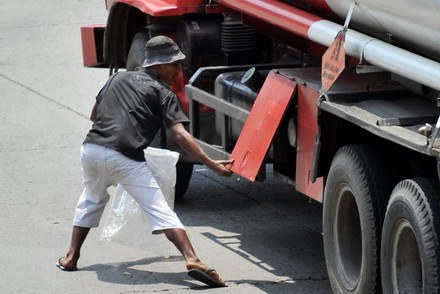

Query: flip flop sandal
left=188, top=268, right=227, bottom=287
left=56, top=257, right=78, bottom=272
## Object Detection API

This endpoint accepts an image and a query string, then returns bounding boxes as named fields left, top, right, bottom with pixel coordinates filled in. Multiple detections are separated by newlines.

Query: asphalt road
left=0, top=1, right=331, bottom=293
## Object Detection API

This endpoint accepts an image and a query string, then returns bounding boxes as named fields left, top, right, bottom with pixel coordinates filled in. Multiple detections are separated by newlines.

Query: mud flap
left=229, top=71, right=297, bottom=181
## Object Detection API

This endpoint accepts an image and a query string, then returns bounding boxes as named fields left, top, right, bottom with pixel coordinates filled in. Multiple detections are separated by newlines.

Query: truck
left=81, top=0, right=440, bottom=292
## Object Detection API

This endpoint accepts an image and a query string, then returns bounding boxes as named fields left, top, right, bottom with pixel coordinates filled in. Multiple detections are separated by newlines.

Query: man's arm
left=169, top=123, right=233, bottom=176
left=90, top=100, right=98, bottom=122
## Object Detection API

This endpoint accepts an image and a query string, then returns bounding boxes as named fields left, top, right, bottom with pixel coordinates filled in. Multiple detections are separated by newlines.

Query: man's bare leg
left=58, top=226, right=90, bottom=270
left=164, top=228, right=226, bottom=286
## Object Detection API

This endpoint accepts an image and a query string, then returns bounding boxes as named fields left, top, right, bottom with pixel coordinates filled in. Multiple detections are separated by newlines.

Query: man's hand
left=208, top=159, right=234, bottom=177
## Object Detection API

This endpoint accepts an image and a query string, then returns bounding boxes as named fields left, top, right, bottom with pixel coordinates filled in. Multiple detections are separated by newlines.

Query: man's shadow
left=79, top=255, right=213, bottom=290
left=79, top=256, right=282, bottom=291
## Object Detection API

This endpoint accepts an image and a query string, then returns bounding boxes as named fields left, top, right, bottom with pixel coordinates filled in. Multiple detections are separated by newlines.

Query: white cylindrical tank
left=300, top=0, right=440, bottom=61
left=218, top=0, right=440, bottom=90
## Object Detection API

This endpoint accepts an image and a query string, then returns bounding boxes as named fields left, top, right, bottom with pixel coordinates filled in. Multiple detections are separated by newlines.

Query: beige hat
left=142, top=35, right=186, bottom=68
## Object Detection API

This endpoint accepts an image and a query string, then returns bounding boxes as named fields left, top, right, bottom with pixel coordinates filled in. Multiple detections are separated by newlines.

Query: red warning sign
left=321, top=30, right=346, bottom=94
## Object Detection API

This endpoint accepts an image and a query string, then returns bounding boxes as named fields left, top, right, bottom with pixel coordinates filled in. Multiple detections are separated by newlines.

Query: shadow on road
left=80, top=256, right=201, bottom=288
left=173, top=165, right=331, bottom=292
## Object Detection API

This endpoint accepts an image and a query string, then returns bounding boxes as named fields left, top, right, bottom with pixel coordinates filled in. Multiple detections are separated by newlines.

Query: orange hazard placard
left=229, top=71, right=297, bottom=181
left=321, top=30, right=346, bottom=94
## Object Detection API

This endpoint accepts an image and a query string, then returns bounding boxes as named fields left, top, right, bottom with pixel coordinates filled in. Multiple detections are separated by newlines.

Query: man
left=57, top=35, right=232, bottom=288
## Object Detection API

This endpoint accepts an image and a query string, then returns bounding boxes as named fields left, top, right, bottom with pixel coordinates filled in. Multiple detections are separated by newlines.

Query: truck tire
left=323, top=145, right=393, bottom=293
left=126, top=30, right=193, bottom=199
left=381, top=178, right=440, bottom=293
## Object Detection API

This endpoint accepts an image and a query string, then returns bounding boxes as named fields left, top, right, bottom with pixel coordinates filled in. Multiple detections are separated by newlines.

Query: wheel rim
left=391, top=219, right=422, bottom=292
left=334, top=183, right=362, bottom=290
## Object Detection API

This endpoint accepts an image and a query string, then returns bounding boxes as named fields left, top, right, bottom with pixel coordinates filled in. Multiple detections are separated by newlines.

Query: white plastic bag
left=99, top=147, right=179, bottom=257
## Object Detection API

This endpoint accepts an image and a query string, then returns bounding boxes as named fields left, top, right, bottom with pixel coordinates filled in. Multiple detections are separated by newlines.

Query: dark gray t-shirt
left=84, top=69, right=189, bottom=161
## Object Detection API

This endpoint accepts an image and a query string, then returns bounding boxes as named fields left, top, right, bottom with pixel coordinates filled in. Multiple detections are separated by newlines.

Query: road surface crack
left=0, top=73, right=88, bottom=120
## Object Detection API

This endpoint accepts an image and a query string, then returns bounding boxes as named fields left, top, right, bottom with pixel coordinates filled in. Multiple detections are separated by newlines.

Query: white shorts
left=73, top=143, right=185, bottom=234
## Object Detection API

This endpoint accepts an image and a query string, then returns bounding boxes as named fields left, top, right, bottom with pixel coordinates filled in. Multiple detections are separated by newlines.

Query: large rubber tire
left=126, top=30, right=193, bottom=199
left=323, top=145, right=394, bottom=293
left=381, top=178, right=440, bottom=293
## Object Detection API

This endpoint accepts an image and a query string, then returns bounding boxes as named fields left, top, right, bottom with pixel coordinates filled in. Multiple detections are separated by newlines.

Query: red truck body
left=81, top=1, right=440, bottom=292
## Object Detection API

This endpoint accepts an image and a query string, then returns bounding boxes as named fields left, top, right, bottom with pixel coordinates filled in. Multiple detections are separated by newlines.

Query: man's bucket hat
left=142, top=35, right=186, bottom=68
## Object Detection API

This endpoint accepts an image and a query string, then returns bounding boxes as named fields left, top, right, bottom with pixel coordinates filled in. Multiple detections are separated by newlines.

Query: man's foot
left=186, top=261, right=227, bottom=287
left=56, top=257, right=78, bottom=272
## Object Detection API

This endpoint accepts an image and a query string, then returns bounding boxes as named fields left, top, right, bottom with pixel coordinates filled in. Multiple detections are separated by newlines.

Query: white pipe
left=309, top=20, right=440, bottom=91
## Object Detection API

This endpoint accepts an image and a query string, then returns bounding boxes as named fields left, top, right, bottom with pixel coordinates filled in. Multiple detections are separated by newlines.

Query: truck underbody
left=81, top=0, right=440, bottom=292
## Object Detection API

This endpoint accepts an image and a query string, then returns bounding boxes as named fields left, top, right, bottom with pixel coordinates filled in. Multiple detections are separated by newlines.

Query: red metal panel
left=108, top=0, right=205, bottom=16
left=296, top=84, right=323, bottom=202
left=217, top=0, right=322, bottom=38
left=80, top=24, right=105, bottom=67
left=229, top=71, right=297, bottom=181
